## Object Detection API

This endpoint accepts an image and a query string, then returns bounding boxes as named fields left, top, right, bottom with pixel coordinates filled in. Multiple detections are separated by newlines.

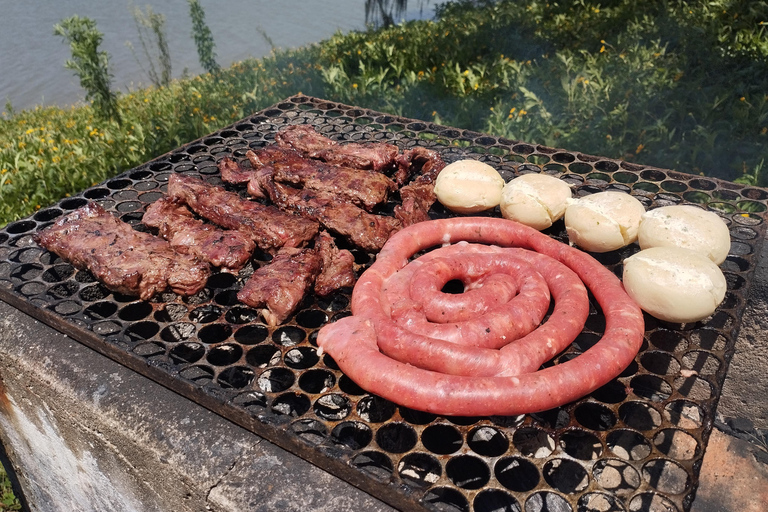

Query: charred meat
left=315, top=230, right=357, bottom=297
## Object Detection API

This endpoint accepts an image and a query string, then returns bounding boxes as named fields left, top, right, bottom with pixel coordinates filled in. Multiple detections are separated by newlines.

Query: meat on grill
left=143, top=197, right=255, bottom=272
left=394, top=181, right=437, bottom=227
left=34, top=202, right=210, bottom=300
left=315, top=230, right=357, bottom=296
left=275, top=125, right=400, bottom=173
left=263, top=179, right=402, bottom=252
left=237, top=246, right=322, bottom=327
left=167, top=174, right=319, bottom=252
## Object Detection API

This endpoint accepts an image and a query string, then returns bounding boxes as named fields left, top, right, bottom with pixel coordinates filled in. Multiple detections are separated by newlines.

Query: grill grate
left=1, top=95, right=767, bottom=512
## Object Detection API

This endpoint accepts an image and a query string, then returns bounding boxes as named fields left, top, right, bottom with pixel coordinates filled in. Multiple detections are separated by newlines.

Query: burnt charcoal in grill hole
left=399, top=407, right=438, bottom=425
left=357, top=395, right=396, bottom=423
left=5, top=220, right=36, bottom=234
left=47, top=281, right=79, bottom=300
left=198, top=323, right=232, bottom=344
left=207, top=343, right=243, bottom=366
left=225, top=306, right=260, bottom=324
left=629, top=375, right=672, bottom=402
left=445, top=455, right=489, bottom=490
left=272, top=326, right=305, bottom=347
left=513, top=427, right=555, bottom=458
left=218, top=366, right=255, bottom=389
left=232, top=390, right=267, bottom=412
left=118, top=301, right=153, bottom=321
left=271, top=392, right=310, bottom=417
left=574, top=403, right=617, bottom=431
left=729, top=240, right=753, bottom=256
left=421, top=424, right=463, bottom=455
left=590, top=380, right=628, bottom=404
left=246, top=345, right=281, bottom=368
left=298, top=368, right=335, bottom=393
left=74, top=269, right=96, bottom=284
left=351, top=451, right=393, bottom=482
left=161, top=323, right=196, bottom=343
left=467, top=426, right=508, bottom=457
left=235, top=324, right=268, bottom=345
left=155, top=303, right=187, bottom=322
left=313, top=393, right=351, bottom=420
left=295, top=309, right=328, bottom=329
left=543, top=458, right=589, bottom=494
left=674, top=374, right=713, bottom=400
left=53, top=300, right=80, bottom=316
left=654, top=428, right=699, bottom=460
left=133, top=342, right=165, bottom=358
left=376, top=423, right=417, bottom=454
left=619, top=401, right=662, bottom=431
left=42, top=263, right=75, bottom=283
left=642, top=459, right=690, bottom=495
left=214, top=290, right=240, bottom=307
left=338, top=375, right=365, bottom=396
left=649, top=330, right=688, bottom=352
left=640, top=351, right=680, bottom=375
left=179, top=365, right=213, bottom=385
left=207, top=272, right=237, bottom=289
left=316, top=293, right=349, bottom=312
left=559, top=429, right=603, bottom=460
left=397, top=453, right=441, bottom=489
left=607, top=429, right=651, bottom=461
left=495, top=457, right=540, bottom=492
left=423, top=487, right=470, bottom=512
left=291, top=418, right=328, bottom=446
left=256, top=368, right=296, bottom=392
left=592, top=458, right=641, bottom=496
left=190, top=305, right=222, bottom=323
left=332, top=421, right=372, bottom=450
left=285, top=347, right=320, bottom=370
left=577, top=492, right=624, bottom=512
left=628, top=492, right=680, bottom=512
left=664, top=400, right=704, bottom=429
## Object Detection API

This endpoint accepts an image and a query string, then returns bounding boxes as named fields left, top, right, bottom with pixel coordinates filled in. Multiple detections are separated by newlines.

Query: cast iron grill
left=1, top=95, right=766, bottom=512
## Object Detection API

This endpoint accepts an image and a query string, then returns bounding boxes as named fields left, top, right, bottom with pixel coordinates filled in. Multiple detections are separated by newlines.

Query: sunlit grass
left=1, top=461, right=21, bottom=511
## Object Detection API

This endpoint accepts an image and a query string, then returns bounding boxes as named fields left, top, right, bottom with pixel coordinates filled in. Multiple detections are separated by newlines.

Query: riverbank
left=2, top=0, right=767, bottom=227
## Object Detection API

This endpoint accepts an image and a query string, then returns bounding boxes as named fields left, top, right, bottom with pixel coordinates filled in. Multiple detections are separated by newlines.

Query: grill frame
left=1, top=95, right=766, bottom=512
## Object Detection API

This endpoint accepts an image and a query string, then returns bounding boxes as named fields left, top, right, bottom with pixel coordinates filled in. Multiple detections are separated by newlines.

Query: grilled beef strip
left=315, top=230, right=357, bottom=297
left=275, top=125, right=400, bottom=173
left=167, top=174, right=319, bottom=253
left=262, top=179, right=402, bottom=253
left=143, top=197, right=256, bottom=272
left=237, top=246, right=322, bottom=327
left=393, top=181, right=437, bottom=227
left=34, top=202, right=210, bottom=300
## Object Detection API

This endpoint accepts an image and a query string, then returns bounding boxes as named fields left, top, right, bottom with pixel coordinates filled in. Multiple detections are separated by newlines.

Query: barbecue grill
left=1, top=95, right=766, bottom=512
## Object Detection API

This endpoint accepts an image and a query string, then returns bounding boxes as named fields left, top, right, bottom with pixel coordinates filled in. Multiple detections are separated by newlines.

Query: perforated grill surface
left=1, top=96, right=766, bottom=512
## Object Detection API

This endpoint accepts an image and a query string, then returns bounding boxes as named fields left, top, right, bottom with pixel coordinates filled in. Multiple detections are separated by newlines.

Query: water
left=0, top=0, right=434, bottom=112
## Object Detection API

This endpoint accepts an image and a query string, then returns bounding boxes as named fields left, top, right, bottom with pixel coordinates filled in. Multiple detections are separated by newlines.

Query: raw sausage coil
left=317, top=217, right=645, bottom=416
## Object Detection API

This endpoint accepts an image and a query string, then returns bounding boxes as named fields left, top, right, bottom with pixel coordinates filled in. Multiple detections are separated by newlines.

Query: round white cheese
left=564, top=191, right=646, bottom=252
left=623, top=246, right=727, bottom=323
left=499, top=173, right=573, bottom=230
left=434, top=160, right=505, bottom=214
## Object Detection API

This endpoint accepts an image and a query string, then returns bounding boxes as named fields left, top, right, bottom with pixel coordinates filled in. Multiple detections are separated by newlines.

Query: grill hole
left=83, top=301, right=117, bottom=320
left=642, top=459, right=690, bottom=495
left=218, top=366, right=255, bottom=389
left=118, top=302, right=153, bottom=321
left=207, top=344, right=243, bottom=366
left=42, top=264, right=75, bottom=283
left=161, top=323, right=195, bottom=343
left=246, top=345, right=280, bottom=368
left=446, top=455, right=490, bottom=490
left=628, top=492, right=680, bottom=512
left=295, top=309, right=328, bottom=328
left=60, top=197, right=88, bottom=210
left=607, top=429, right=651, bottom=461
left=654, top=429, right=699, bottom=460
left=422, top=424, right=463, bottom=455
left=399, top=407, right=438, bottom=425
left=190, top=305, right=222, bottom=323
left=375, top=422, right=417, bottom=453
left=332, top=421, right=372, bottom=450
left=473, top=490, right=521, bottom=512
left=495, top=457, right=539, bottom=492
left=664, top=400, right=704, bottom=429
left=169, top=341, right=204, bottom=364
left=12, top=263, right=43, bottom=281
left=298, top=368, right=335, bottom=394
left=285, top=347, right=319, bottom=370
left=224, top=306, right=259, bottom=324
left=235, top=324, right=268, bottom=345
left=423, top=487, right=470, bottom=512
left=630, top=375, right=673, bottom=402
left=543, top=458, right=589, bottom=494
left=79, top=284, right=110, bottom=303
left=577, top=492, right=624, bottom=512
left=124, top=321, right=159, bottom=341
left=271, top=392, right=310, bottom=417
left=313, top=393, right=351, bottom=420
left=290, top=418, right=328, bottom=446
left=178, top=365, right=213, bottom=384
left=513, top=427, right=554, bottom=458
left=208, top=272, right=238, bottom=289
left=525, top=491, right=572, bottom=512
left=574, top=403, right=617, bottom=431
left=592, top=458, right=641, bottom=496
left=134, top=342, right=165, bottom=358
left=198, top=323, right=232, bottom=344
left=213, top=288, right=239, bottom=306
left=649, top=329, right=688, bottom=352
left=619, top=401, right=662, bottom=431
left=590, top=380, right=628, bottom=404
left=559, top=430, right=603, bottom=460
left=357, top=395, right=396, bottom=423
left=531, top=408, right=571, bottom=429
left=52, top=300, right=80, bottom=316
left=467, top=426, right=508, bottom=457
left=398, top=453, right=441, bottom=488
left=338, top=375, right=366, bottom=395
left=272, top=326, right=306, bottom=346
left=257, top=368, right=295, bottom=393
left=351, top=451, right=392, bottom=482
left=47, top=281, right=80, bottom=300
left=83, top=188, right=110, bottom=199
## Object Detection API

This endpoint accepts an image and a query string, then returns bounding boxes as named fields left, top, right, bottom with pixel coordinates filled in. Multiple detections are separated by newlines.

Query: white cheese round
left=564, top=191, right=646, bottom=252
left=638, top=205, right=731, bottom=264
left=499, top=173, right=573, bottom=230
left=622, top=246, right=727, bottom=323
left=434, top=160, right=505, bottom=214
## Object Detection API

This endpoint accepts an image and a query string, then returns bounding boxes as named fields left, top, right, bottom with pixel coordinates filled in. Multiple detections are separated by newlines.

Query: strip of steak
left=167, top=174, right=319, bottom=252
left=315, top=230, right=357, bottom=296
left=394, top=181, right=436, bottom=226
left=263, top=180, right=401, bottom=252
left=34, top=202, right=210, bottom=300
left=143, top=197, right=256, bottom=272
left=237, top=247, right=321, bottom=326
left=275, top=125, right=399, bottom=173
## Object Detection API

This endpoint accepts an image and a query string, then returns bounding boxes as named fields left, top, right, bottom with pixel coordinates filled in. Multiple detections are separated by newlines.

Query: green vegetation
left=188, top=0, right=220, bottom=74
left=2, top=0, right=767, bottom=228
left=1, top=462, right=21, bottom=511
left=127, top=5, right=172, bottom=88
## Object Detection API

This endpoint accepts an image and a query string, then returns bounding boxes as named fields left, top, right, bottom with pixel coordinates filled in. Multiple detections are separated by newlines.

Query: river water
left=0, top=0, right=433, bottom=112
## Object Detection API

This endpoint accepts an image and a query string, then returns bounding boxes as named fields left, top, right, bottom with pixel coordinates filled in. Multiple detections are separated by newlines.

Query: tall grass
left=2, top=0, right=767, bottom=228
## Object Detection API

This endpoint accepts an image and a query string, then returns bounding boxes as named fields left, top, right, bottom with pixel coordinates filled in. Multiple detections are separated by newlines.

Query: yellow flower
left=18, top=141, right=26, bottom=148
left=25, top=128, right=35, bottom=135
left=636, top=144, right=645, bottom=154
left=519, top=109, right=527, bottom=116
left=600, top=45, right=606, bottom=53
left=740, top=96, right=746, bottom=102
left=352, top=83, right=358, bottom=89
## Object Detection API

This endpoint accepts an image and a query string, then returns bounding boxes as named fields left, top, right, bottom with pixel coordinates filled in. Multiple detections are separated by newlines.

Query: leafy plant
left=53, top=16, right=122, bottom=124
left=127, top=5, right=172, bottom=87
left=187, top=0, right=219, bottom=74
